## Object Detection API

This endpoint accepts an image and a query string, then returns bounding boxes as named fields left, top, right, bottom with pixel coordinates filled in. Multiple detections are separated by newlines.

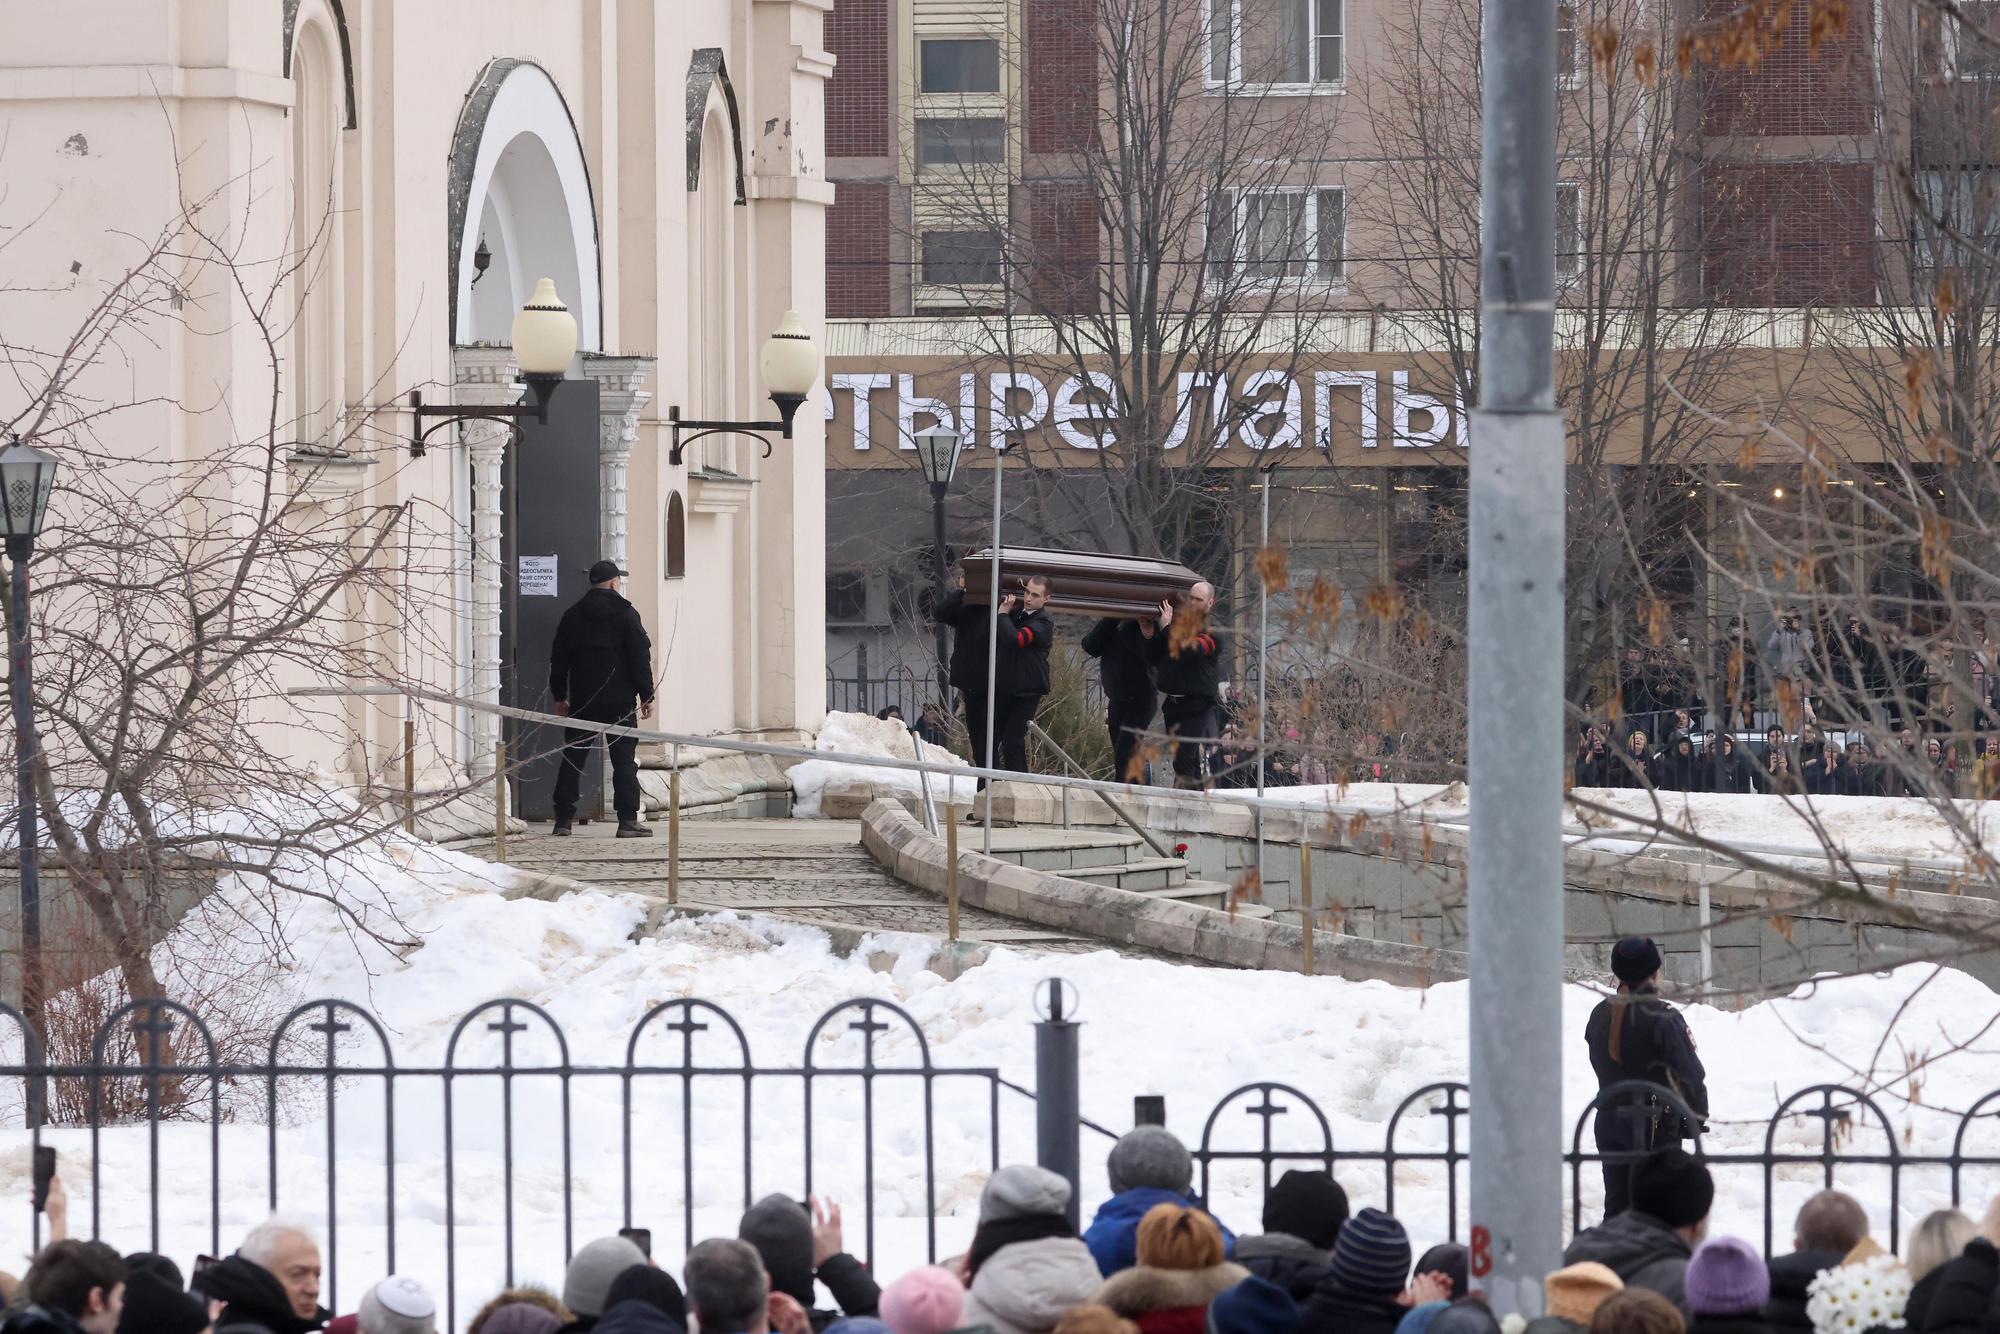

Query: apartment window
left=1557, top=3, right=1580, bottom=83
left=1208, top=0, right=1345, bottom=85
left=1556, top=181, right=1582, bottom=277
left=1914, top=167, right=2000, bottom=267
left=826, top=569, right=873, bottom=624
left=1207, top=187, right=1346, bottom=283
left=921, top=229, right=1006, bottom=285
left=916, top=117, right=1006, bottom=170
left=920, top=38, right=1002, bottom=93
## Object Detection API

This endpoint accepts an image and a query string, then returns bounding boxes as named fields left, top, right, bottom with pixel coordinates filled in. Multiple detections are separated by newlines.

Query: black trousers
left=552, top=709, right=642, bottom=822
left=1107, top=694, right=1158, bottom=783
left=1161, top=694, right=1222, bottom=785
left=997, top=694, right=1042, bottom=774
left=962, top=691, right=990, bottom=784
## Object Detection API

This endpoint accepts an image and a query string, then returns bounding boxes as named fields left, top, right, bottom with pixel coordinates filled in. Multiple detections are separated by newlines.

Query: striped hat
left=1329, top=1207, right=1412, bottom=1296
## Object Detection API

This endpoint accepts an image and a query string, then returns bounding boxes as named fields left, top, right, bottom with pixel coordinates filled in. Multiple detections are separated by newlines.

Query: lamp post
left=0, top=435, right=57, bottom=1126
left=913, top=424, right=966, bottom=715
left=666, top=310, right=822, bottom=464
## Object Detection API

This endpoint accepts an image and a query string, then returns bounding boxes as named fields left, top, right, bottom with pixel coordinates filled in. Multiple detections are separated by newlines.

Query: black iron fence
left=8, top=991, right=2000, bottom=1329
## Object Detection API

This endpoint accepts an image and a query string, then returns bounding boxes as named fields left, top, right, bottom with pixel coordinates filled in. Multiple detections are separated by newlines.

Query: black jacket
left=934, top=589, right=989, bottom=693
left=0, top=1308, right=87, bottom=1334
left=1765, top=1249, right=1845, bottom=1334
left=1234, top=1233, right=1333, bottom=1305
left=805, top=1253, right=881, bottom=1332
left=1710, top=746, right=1752, bottom=794
left=1151, top=620, right=1226, bottom=699
left=1921, top=1238, right=2000, bottom=1334
left=996, top=605, right=1055, bottom=698
left=1082, top=617, right=1157, bottom=704
left=1691, top=1314, right=1779, bottom=1334
left=1660, top=739, right=1704, bottom=792
left=591, top=1300, right=685, bottom=1334
left=1574, top=747, right=1616, bottom=788
left=203, top=1256, right=328, bottom=1334
left=549, top=587, right=655, bottom=718
left=1299, top=1281, right=1406, bottom=1334
left=1907, top=1262, right=1948, bottom=1334
left=1585, top=986, right=1709, bottom=1145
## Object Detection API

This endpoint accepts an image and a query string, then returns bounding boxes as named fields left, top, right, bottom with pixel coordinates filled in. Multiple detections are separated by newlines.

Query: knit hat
left=359, top=1275, right=438, bottom=1334
left=1207, top=1276, right=1299, bottom=1334
left=563, top=1237, right=650, bottom=1318
left=1611, top=938, right=1663, bottom=985
left=1685, top=1238, right=1770, bottom=1316
left=740, top=1194, right=817, bottom=1307
left=1415, top=1244, right=1469, bottom=1301
left=1329, top=1207, right=1412, bottom=1295
left=477, top=1305, right=564, bottom=1334
left=1107, top=1126, right=1193, bottom=1195
left=1396, top=1302, right=1451, bottom=1334
left=1630, top=1149, right=1715, bottom=1229
left=1262, top=1170, right=1349, bottom=1251
left=116, top=1267, right=210, bottom=1334
left=982, top=1164, right=1073, bottom=1221
left=603, top=1264, right=687, bottom=1325
left=122, top=1253, right=187, bottom=1292
left=879, top=1266, right=966, bottom=1334
left=1543, top=1262, right=1623, bottom=1324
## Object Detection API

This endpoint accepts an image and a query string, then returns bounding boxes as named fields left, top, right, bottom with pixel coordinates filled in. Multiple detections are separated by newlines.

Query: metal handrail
left=1027, top=721, right=1173, bottom=858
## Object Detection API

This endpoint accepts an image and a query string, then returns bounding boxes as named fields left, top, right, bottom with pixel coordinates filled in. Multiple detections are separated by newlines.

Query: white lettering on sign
left=1237, top=369, right=1303, bottom=450
left=990, top=372, right=1050, bottom=445
left=1315, top=371, right=1379, bottom=449
left=831, top=373, right=890, bottom=451
left=1052, top=372, right=1122, bottom=450
left=1391, top=370, right=1453, bottom=448
left=1162, top=372, right=1228, bottom=450
left=519, top=554, right=560, bottom=597
left=898, top=373, right=959, bottom=451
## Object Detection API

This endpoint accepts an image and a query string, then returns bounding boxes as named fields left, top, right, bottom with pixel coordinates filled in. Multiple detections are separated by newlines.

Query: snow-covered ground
left=786, top=711, right=977, bottom=817
left=3, top=791, right=1998, bottom=1322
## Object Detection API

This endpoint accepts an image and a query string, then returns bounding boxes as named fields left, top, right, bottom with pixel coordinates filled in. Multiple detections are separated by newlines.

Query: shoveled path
left=463, top=816, right=1110, bottom=952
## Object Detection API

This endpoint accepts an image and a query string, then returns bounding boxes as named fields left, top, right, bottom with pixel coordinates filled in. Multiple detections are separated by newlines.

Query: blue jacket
left=1082, top=1187, right=1236, bottom=1277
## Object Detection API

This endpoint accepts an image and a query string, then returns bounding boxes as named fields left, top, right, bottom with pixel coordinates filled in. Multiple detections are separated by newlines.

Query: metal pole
left=9, top=540, right=45, bottom=1128
left=944, top=805, right=961, bottom=941
left=402, top=717, right=417, bottom=836
left=1257, top=472, right=1271, bottom=890
left=493, top=741, right=507, bottom=862
left=669, top=744, right=681, bottom=905
left=1698, top=862, right=1713, bottom=994
left=1469, top=0, right=1565, bottom=1306
left=982, top=448, right=1004, bottom=854
left=1299, top=828, right=1314, bottom=977
left=931, top=483, right=953, bottom=713
left=1034, top=979, right=1082, bottom=1232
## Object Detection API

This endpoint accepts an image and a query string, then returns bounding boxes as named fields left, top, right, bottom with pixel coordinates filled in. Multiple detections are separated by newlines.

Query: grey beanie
left=358, top=1275, right=437, bottom=1334
left=562, top=1237, right=649, bottom=1318
left=1107, top=1125, right=1192, bottom=1195
left=981, top=1164, right=1073, bottom=1221
left=740, top=1194, right=817, bottom=1307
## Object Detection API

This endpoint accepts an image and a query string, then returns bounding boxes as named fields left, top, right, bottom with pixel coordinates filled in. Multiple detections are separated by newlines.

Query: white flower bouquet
left=1806, top=1254, right=1912, bottom=1334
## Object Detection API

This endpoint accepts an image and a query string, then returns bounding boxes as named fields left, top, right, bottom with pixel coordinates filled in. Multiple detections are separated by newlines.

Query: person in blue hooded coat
left=1082, top=1127, right=1235, bottom=1277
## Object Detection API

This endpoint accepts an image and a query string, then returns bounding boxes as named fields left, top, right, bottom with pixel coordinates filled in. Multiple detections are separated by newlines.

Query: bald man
left=1149, top=581, right=1228, bottom=789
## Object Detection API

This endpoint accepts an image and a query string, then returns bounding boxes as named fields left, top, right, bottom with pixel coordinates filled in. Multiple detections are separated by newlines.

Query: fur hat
left=1543, top=1262, right=1624, bottom=1325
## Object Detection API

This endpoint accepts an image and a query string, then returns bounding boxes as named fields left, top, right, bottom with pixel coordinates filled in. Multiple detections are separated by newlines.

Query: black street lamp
left=664, top=310, right=822, bottom=465
left=0, top=434, right=57, bottom=1124
left=406, top=277, right=579, bottom=457
left=913, top=424, right=966, bottom=712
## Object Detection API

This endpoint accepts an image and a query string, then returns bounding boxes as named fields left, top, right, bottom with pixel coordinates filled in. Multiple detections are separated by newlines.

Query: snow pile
left=6, top=794, right=1999, bottom=1315
left=787, top=710, right=976, bottom=817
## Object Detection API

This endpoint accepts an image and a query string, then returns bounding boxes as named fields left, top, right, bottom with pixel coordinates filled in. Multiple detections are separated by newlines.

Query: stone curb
left=857, top=798, right=1468, bottom=983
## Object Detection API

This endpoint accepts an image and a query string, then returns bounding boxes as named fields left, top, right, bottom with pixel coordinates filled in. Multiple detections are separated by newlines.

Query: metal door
left=501, top=379, right=602, bottom=821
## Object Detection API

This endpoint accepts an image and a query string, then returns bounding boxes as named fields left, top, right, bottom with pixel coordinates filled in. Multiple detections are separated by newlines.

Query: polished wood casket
left=960, top=547, right=1202, bottom=618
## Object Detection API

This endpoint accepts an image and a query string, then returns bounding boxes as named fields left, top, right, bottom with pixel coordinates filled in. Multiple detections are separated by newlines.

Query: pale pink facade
left=0, top=0, right=833, bottom=793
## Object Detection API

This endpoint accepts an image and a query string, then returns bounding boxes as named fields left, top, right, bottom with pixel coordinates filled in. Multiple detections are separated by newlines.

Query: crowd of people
left=12, top=1125, right=2000, bottom=1334
left=1571, top=715, right=2000, bottom=798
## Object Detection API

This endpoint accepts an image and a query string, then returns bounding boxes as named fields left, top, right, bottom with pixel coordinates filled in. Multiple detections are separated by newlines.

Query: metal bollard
left=669, top=761, right=682, bottom=906
left=1034, top=979, right=1082, bottom=1230
left=1300, top=830, right=1314, bottom=977
left=493, top=740, right=507, bottom=862
left=944, top=804, right=960, bottom=941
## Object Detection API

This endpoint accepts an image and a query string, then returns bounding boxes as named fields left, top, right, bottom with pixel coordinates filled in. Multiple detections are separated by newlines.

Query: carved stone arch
left=281, top=0, right=358, bottom=128
left=685, top=48, right=748, bottom=204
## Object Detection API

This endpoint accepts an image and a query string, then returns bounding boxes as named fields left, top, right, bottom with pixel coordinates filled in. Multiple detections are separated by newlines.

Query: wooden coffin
left=960, top=546, right=1202, bottom=618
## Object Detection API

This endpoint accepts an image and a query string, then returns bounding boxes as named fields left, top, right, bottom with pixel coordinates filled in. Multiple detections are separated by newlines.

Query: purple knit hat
left=1685, top=1237, right=1771, bottom=1316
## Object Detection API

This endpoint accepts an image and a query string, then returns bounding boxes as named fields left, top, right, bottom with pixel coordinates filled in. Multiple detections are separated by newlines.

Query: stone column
left=453, top=345, right=519, bottom=779
left=580, top=355, right=656, bottom=571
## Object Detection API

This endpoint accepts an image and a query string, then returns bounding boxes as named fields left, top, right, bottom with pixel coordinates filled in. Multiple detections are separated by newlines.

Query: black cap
left=1611, top=937, right=1663, bottom=985
left=1631, top=1147, right=1714, bottom=1227
left=587, top=560, right=628, bottom=584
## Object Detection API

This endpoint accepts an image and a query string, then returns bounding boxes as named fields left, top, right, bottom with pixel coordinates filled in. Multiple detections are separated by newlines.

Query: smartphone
left=619, top=1226, right=652, bottom=1258
left=31, top=1145, right=54, bottom=1213
left=1133, top=1095, right=1166, bottom=1127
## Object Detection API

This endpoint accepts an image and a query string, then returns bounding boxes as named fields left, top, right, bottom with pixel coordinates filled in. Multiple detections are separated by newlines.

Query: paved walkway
left=467, top=817, right=1107, bottom=951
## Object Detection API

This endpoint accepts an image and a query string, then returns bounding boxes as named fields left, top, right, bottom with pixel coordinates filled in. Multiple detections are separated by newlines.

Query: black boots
left=615, top=820, right=654, bottom=838
left=552, top=819, right=574, bottom=837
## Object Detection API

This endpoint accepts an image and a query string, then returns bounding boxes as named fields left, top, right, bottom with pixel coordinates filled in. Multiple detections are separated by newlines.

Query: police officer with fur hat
left=1585, top=937, right=1709, bottom=1220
